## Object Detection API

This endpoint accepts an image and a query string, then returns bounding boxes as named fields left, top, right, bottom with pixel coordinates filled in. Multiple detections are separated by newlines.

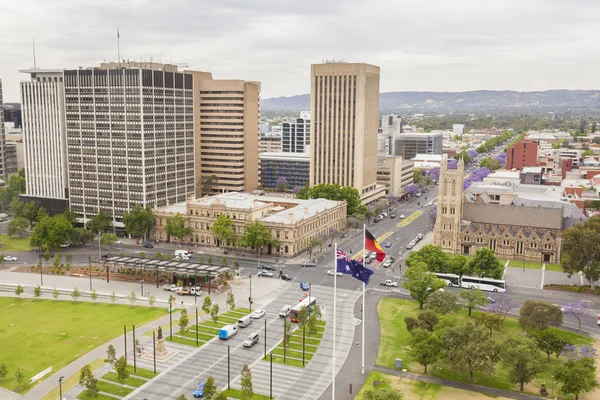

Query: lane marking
left=397, top=210, right=423, bottom=227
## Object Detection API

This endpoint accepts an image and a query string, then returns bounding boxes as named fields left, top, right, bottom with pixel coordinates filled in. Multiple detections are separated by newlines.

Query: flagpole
left=332, top=242, right=337, bottom=400
left=362, top=224, right=366, bottom=375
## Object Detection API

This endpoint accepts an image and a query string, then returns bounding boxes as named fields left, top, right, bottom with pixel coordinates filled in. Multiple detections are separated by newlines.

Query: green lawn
left=96, top=380, right=134, bottom=396
left=179, top=329, right=215, bottom=341
left=102, top=371, right=147, bottom=387
left=264, top=323, right=325, bottom=368
left=0, top=298, right=167, bottom=393
left=377, top=297, right=592, bottom=397
left=166, top=335, right=207, bottom=347
left=222, top=388, right=271, bottom=399
left=77, top=392, right=118, bottom=400
left=506, top=259, right=564, bottom=272
left=0, top=233, right=31, bottom=251
left=125, top=365, right=156, bottom=379
left=397, top=211, right=423, bottom=227
left=41, top=359, right=105, bottom=400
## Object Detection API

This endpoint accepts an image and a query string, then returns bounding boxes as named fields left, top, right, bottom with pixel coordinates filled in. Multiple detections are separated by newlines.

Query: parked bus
left=460, top=276, right=506, bottom=293
left=434, top=273, right=461, bottom=287
left=290, top=296, right=317, bottom=322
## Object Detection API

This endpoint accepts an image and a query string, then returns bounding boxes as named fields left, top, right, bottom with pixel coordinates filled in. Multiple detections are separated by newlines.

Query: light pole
left=551, top=376, right=554, bottom=397
left=140, top=279, right=144, bottom=296
left=88, top=257, right=92, bottom=290
left=249, top=274, right=253, bottom=312
left=59, top=376, right=65, bottom=400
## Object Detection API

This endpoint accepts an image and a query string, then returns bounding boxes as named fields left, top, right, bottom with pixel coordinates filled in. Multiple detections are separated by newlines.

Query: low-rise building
left=259, top=133, right=282, bottom=153
left=151, top=192, right=347, bottom=257
left=376, top=155, right=414, bottom=196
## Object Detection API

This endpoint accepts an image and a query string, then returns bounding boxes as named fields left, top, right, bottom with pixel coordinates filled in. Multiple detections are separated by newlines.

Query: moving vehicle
left=174, top=250, right=191, bottom=260
left=406, top=242, right=414, bottom=250
left=461, top=276, right=507, bottom=292
left=218, top=325, right=238, bottom=340
left=434, top=273, right=461, bottom=287
left=382, top=259, right=392, bottom=268
left=243, top=332, right=259, bottom=348
left=390, top=214, right=396, bottom=218
left=279, top=305, right=292, bottom=318
left=252, top=309, right=266, bottom=319
left=258, top=270, right=273, bottom=277
left=384, top=241, right=392, bottom=248
left=399, top=214, right=406, bottom=219
left=163, top=284, right=177, bottom=291
left=302, top=262, right=316, bottom=268
left=300, top=282, right=310, bottom=291
left=327, top=270, right=343, bottom=276
left=237, top=315, right=253, bottom=328
left=60, top=242, right=71, bottom=248
left=280, top=273, right=292, bottom=281
left=597, top=314, right=600, bottom=326
left=176, top=287, right=190, bottom=296
left=381, top=280, right=398, bottom=287
left=290, top=296, right=317, bottom=322
left=193, top=381, right=205, bottom=398
left=261, top=264, right=277, bottom=271
left=39, top=252, right=55, bottom=258
left=190, top=286, right=202, bottom=296
left=142, top=242, right=154, bottom=248
left=4, top=256, right=17, bottom=261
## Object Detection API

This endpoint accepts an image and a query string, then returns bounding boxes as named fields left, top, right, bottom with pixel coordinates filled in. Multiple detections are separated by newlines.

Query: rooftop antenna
left=32, top=38, right=37, bottom=68
left=117, top=28, right=121, bottom=68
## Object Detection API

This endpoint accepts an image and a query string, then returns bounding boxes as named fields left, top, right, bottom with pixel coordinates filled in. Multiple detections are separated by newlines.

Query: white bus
left=461, top=276, right=506, bottom=293
left=434, top=273, right=461, bottom=287
left=290, top=296, right=317, bottom=323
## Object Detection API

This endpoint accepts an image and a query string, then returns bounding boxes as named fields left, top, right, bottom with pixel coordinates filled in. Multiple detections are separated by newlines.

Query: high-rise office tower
left=0, top=80, right=6, bottom=178
left=282, top=112, right=310, bottom=153
left=64, top=63, right=195, bottom=225
left=310, top=62, right=384, bottom=202
left=190, top=72, right=260, bottom=195
left=20, top=69, right=69, bottom=211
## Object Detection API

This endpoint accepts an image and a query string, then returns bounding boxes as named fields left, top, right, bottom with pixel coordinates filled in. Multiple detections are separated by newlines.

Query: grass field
left=397, top=211, right=423, bottom=227
left=0, top=298, right=167, bottom=394
left=265, top=321, right=325, bottom=368
left=41, top=359, right=105, bottom=400
left=0, top=233, right=31, bottom=251
left=222, top=388, right=271, bottom=399
left=506, top=259, right=564, bottom=272
left=377, top=297, right=592, bottom=397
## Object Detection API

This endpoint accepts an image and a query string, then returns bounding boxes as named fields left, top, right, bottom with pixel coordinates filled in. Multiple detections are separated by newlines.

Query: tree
left=15, top=284, right=24, bottom=297
left=203, top=376, right=217, bottom=399
left=101, top=233, right=119, bottom=248
left=238, top=220, right=274, bottom=252
left=489, top=293, right=517, bottom=325
left=227, top=290, right=235, bottom=311
left=110, top=291, right=117, bottom=305
left=52, top=287, right=60, bottom=300
left=87, top=209, right=112, bottom=233
left=405, top=244, right=450, bottom=272
left=555, top=357, right=599, bottom=400
left=500, top=336, right=544, bottom=391
left=149, top=294, right=156, bottom=308
left=114, top=356, right=129, bottom=384
left=283, top=318, right=292, bottom=345
left=210, top=303, right=220, bottom=323
left=22, top=201, right=41, bottom=226
left=451, top=324, right=497, bottom=382
left=479, top=157, right=502, bottom=171
left=296, top=183, right=366, bottom=216
left=202, top=296, right=213, bottom=315
left=409, top=328, right=442, bottom=373
left=405, top=311, right=439, bottom=333
left=467, top=248, right=503, bottom=278
left=561, top=217, right=600, bottom=289
left=592, top=122, right=597, bottom=134
left=210, top=214, right=236, bottom=248
left=199, top=174, right=219, bottom=196
left=460, top=289, right=488, bottom=317
left=72, top=287, right=81, bottom=303
left=403, top=262, right=446, bottom=309
left=9, top=198, right=25, bottom=218
left=276, top=176, right=289, bottom=192
left=518, top=300, right=563, bottom=332
left=128, top=291, right=138, bottom=306
left=105, top=344, right=117, bottom=367
left=306, top=236, right=323, bottom=259
left=176, top=395, right=188, bottom=400
left=53, top=252, right=62, bottom=271
left=179, top=309, right=189, bottom=333
left=14, top=368, right=24, bottom=389
left=122, top=204, right=155, bottom=240
left=0, top=362, right=7, bottom=381
left=86, top=377, right=99, bottom=398
left=30, top=215, right=74, bottom=250
left=455, top=150, right=472, bottom=164
left=164, top=213, right=191, bottom=246
left=213, top=392, right=228, bottom=400
left=562, top=300, right=592, bottom=331
left=363, top=388, right=404, bottom=400
left=476, top=312, right=503, bottom=338
left=7, top=217, right=29, bottom=237
left=448, top=254, right=472, bottom=277
left=79, top=364, right=93, bottom=388
left=534, top=328, right=569, bottom=363
left=33, top=284, right=42, bottom=300
left=70, top=227, right=96, bottom=246
left=240, top=364, right=253, bottom=400
left=90, top=289, right=98, bottom=303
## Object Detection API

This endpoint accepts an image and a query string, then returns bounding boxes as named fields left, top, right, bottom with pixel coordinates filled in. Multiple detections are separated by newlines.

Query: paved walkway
left=372, top=365, right=544, bottom=400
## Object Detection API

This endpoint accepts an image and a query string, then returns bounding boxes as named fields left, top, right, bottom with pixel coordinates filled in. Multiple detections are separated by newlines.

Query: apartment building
left=310, top=62, right=385, bottom=204
left=190, top=72, right=260, bottom=195
left=259, top=133, right=282, bottom=153
left=64, top=63, right=195, bottom=225
left=394, top=132, right=443, bottom=160
left=506, top=140, right=538, bottom=169
left=19, top=69, right=69, bottom=211
left=376, top=155, right=414, bottom=196
left=282, top=112, right=310, bottom=153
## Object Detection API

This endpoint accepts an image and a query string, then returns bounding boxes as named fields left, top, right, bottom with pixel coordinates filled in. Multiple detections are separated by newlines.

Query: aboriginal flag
left=365, top=229, right=386, bottom=262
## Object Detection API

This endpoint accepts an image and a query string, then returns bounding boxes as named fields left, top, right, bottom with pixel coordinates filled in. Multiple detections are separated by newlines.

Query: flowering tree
left=489, top=293, right=518, bottom=325
left=447, top=159, right=458, bottom=169
left=385, top=193, right=397, bottom=211
left=403, top=185, right=418, bottom=196
left=467, top=149, right=478, bottom=159
left=562, top=301, right=592, bottom=331
left=464, top=167, right=492, bottom=190
left=291, top=185, right=301, bottom=194
left=562, top=344, right=597, bottom=361
left=495, top=152, right=507, bottom=164
left=428, top=167, right=440, bottom=182
left=276, top=176, right=288, bottom=192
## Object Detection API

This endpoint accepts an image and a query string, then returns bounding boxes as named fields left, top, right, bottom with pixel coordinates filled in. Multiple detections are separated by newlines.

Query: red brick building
left=506, top=140, right=539, bottom=169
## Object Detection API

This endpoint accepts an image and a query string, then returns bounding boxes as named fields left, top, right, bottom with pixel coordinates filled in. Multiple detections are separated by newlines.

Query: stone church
left=433, top=155, right=585, bottom=264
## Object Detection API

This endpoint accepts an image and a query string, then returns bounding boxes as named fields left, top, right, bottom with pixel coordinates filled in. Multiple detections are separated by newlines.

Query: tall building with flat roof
left=506, top=140, right=538, bottom=170
left=394, top=132, right=442, bottom=160
left=0, top=80, right=6, bottom=178
left=190, top=72, right=260, bottom=195
left=64, top=63, right=195, bottom=226
left=282, top=114, right=310, bottom=153
left=19, top=69, right=69, bottom=211
left=310, top=62, right=384, bottom=202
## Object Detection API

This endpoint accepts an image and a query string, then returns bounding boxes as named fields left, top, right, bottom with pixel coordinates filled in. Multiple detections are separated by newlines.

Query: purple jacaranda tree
left=495, top=152, right=507, bottom=162
left=562, top=344, right=597, bottom=361
left=276, top=176, right=288, bottom=192
left=403, top=185, right=418, bottom=196
left=562, top=300, right=592, bottom=331
left=464, top=166, right=492, bottom=189
left=385, top=193, right=398, bottom=211
left=447, top=159, right=458, bottom=169
left=489, top=293, right=518, bottom=326
left=291, top=185, right=301, bottom=194
left=428, top=167, right=440, bottom=182
left=468, top=149, right=478, bottom=159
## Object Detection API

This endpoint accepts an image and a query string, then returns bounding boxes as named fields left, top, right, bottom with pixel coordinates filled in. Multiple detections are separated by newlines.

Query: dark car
left=142, top=242, right=154, bottom=248
left=301, top=262, right=316, bottom=268
left=39, top=252, right=55, bottom=258
left=389, top=256, right=396, bottom=263
left=280, top=273, right=292, bottom=281
left=261, top=264, right=277, bottom=271
left=300, top=282, right=310, bottom=291
left=390, top=214, right=396, bottom=218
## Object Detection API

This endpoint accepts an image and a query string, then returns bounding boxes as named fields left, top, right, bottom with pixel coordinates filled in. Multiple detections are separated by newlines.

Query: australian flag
left=336, top=249, right=375, bottom=285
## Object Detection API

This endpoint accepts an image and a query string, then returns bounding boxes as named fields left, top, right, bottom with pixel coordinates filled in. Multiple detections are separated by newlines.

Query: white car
left=59, top=242, right=71, bottom=248
left=327, top=270, right=343, bottom=276
left=252, top=309, right=266, bottom=319
left=399, top=214, right=406, bottom=219
left=258, top=271, right=273, bottom=277
left=115, top=240, right=122, bottom=245
left=4, top=256, right=17, bottom=261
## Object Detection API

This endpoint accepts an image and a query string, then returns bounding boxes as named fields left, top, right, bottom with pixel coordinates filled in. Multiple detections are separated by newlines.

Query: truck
left=381, top=280, right=398, bottom=287
left=218, top=325, right=238, bottom=340
left=174, top=250, right=191, bottom=261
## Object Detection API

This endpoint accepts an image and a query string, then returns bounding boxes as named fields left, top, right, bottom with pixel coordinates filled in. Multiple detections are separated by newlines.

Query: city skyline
left=2, top=0, right=600, bottom=102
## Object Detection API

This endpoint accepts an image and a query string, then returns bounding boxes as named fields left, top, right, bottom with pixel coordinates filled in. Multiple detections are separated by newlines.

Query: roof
left=412, top=154, right=443, bottom=162
left=261, top=197, right=341, bottom=225
left=522, top=167, right=542, bottom=174
left=462, top=202, right=563, bottom=230
left=259, top=152, right=310, bottom=162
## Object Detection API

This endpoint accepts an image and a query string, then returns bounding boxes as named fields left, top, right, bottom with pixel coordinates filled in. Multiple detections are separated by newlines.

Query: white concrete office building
left=0, top=80, right=6, bottom=178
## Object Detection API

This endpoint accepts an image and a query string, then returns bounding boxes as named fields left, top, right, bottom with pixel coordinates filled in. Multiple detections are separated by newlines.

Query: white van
left=174, top=250, right=191, bottom=260
left=238, top=315, right=253, bottom=328
left=279, top=305, right=292, bottom=318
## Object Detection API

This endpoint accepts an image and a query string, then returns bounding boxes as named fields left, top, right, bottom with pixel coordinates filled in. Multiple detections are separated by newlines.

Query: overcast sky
left=1, top=0, right=599, bottom=102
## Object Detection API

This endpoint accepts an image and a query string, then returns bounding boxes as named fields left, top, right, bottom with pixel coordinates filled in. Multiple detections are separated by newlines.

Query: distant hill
left=261, top=90, right=600, bottom=113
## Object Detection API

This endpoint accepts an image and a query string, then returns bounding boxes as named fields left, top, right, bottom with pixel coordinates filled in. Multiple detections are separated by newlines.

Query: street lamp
left=249, top=274, right=253, bottom=312
left=59, top=376, right=65, bottom=400
left=140, top=279, right=144, bottom=296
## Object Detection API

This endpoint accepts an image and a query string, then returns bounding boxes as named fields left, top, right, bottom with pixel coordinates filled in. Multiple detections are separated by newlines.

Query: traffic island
left=264, top=321, right=326, bottom=368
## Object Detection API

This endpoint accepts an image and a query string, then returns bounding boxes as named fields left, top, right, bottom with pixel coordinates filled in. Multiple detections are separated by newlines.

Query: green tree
left=30, top=214, right=74, bottom=250
left=213, top=392, right=228, bottom=400
left=203, top=376, right=217, bottom=399
left=561, top=217, right=600, bottom=289
left=500, top=336, right=543, bottom=391
left=86, top=209, right=112, bottom=233
left=363, top=388, right=404, bottom=400
left=405, top=244, right=450, bottom=272
left=409, top=328, right=443, bottom=373
left=210, top=303, right=220, bottom=323
left=22, top=201, right=40, bottom=226
left=110, top=291, right=117, bottom=305
left=7, top=217, right=29, bottom=237
left=239, top=220, right=275, bottom=251
left=467, top=248, right=503, bottom=279
left=296, top=183, right=366, bottom=216
left=518, top=300, right=563, bottom=332
left=9, top=198, right=25, bottom=218
left=72, top=287, right=81, bottom=303
left=14, top=368, right=24, bottom=389
left=86, top=377, right=99, bottom=398
left=179, top=308, right=189, bottom=333
left=52, top=287, right=60, bottom=300
left=479, top=157, right=502, bottom=171
left=582, top=149, right=595, bottom=157
left=403, top=262, right=446, bottom=309
left=306, top=236, right=323, bottom=259
left=101, top=233, right=119, bottom=248
left=210, top=214, right=236, bottom=248
left=240, top=364, right=253, bottom=400
left=105, top=344, right=117, bottom=367
left=448, top=254, right=472, bottom=277
left=149, top=294, right=156, bottom=308
left=62, top=209, right=78, bottom=226
left=592, top=122, right=597, bottom=134
left=176, top=395, right=188, bottom=400
left=307, top=304, right=323, bottom=335
left=122, top=204, right=155, bottom=240
left=460, top=289, right=488, bottom=317
left=33, top=284, right=42, bottom=300
left=404, top=311, right=439, bottom=333
left=555, top=357, right=599, bottom=400
left=165, top=213, right=191, bottom=246
left=424, top=290, right=461, bottom=314
left=199, top=174, right=219, bottom=196
left=476, top=312, right=503, bottom=338
left=534, top=328, right=569, bottom=363
left=227, top=290, right=235, bottom=311
left=0, top=362, right=7, bottom=382
left=455, top=150, right=472, bottom=164
left=15, top=284, right=24, bottom=297
left=1, top=169, right=26, bottom=207
left=451, top=324, right=497, bottom=382
left=90, top=289, right=98, bottom=303
left=128, top=291, right=138, bottom=306
left=202, top=296, right=213, bottom=315
left=53, top=252, right=62, bottom=271
left=114, top=356, right=129, bottom=384
left=70, top=227, right=96, bottom=246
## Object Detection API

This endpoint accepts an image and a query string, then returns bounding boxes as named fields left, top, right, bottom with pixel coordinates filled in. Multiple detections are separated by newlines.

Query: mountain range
left=261, top=90, right=600, bottom=113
